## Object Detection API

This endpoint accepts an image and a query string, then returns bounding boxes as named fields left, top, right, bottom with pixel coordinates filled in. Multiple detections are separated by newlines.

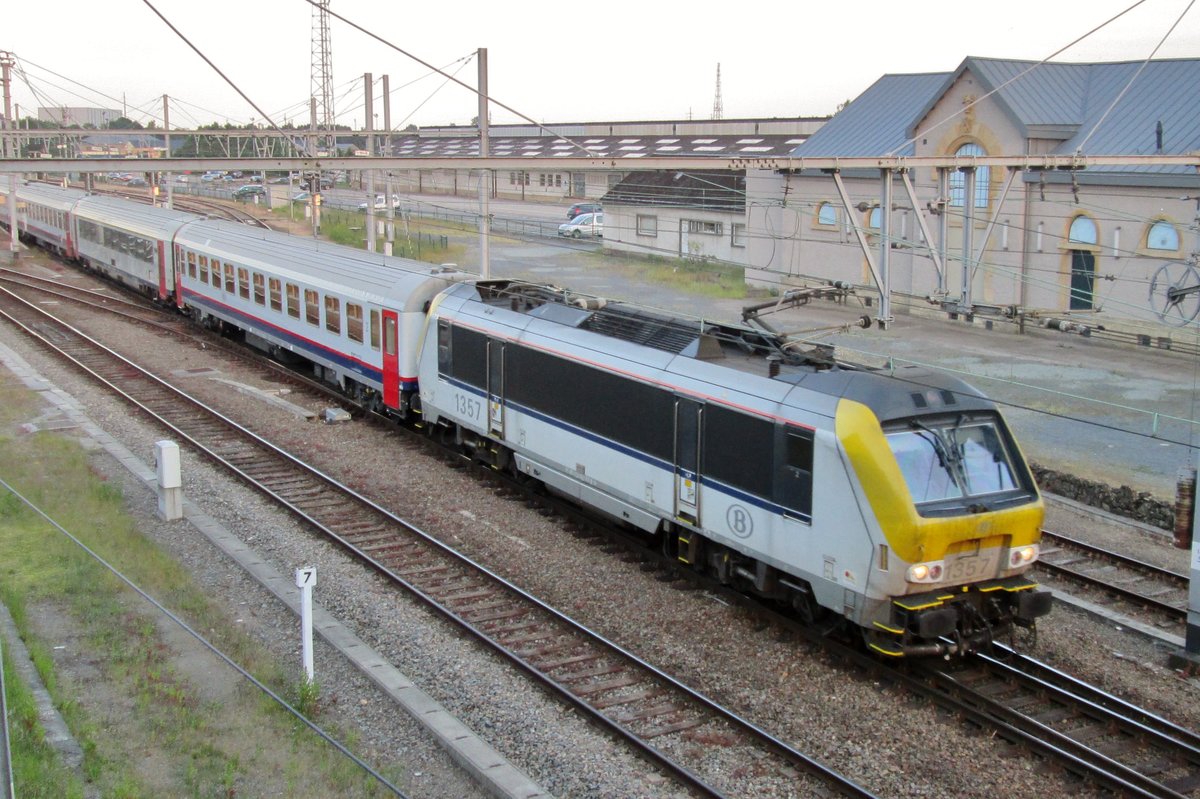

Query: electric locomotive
left=417, top=280, right=1051, bottom=657
left=2, top=178, right=1052, bottom=656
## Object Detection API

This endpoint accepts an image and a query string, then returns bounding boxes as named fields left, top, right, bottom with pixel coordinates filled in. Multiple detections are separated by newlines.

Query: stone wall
left=1032, top=464, right=1177, bottom=532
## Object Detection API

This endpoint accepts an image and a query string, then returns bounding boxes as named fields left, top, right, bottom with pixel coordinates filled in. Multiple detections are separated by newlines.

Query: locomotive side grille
left=582, top=308, right=702, bottom=354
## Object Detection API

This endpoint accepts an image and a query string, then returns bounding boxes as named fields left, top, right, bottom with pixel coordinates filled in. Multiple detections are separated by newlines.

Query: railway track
left=10, top=257, right=1200, bottom=797
left=81, top=183, right=271, bottom=228
left=0, top=283, right=876, bottom=798
left=0, top=268, right=349, bottom=408
left=1037, top=529, right=1188, bottom=627
left=909, top=645, right=1200, bottom=798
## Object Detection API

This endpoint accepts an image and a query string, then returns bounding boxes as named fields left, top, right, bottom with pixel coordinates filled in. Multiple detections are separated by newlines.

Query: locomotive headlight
left=1008, top=544, right=1039, bottom=568
left=906, top=561, right=945, bottom=584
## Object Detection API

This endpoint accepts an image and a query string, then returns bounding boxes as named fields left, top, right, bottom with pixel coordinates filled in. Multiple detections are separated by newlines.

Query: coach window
left=325, top=296, right=341, bottom=334
left=187, top=251, right=197, bottom=279
left=304, top=289, right=319, bottom=326
left=211, top=260, right=221, bottom=288
left=253, top=273, right=265, bottom=305
left=286, top=283, right=300, bottom=319
left=370, top=310, right=381, bottom=350
left=237, top=267, right=250, bottom=300
left=269, top=278, right=282, bottom=312
left=223, top=263, right=235, bottom=293
left=198, top=256, right=209, bottom=284
left=346, top=303, right=364, bottom=343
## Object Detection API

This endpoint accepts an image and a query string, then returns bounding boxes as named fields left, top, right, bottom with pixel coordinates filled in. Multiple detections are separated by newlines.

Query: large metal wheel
left=1149, top=261, right=1200, bottom=326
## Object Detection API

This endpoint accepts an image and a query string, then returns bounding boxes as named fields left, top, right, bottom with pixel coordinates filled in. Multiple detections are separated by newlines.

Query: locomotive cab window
left=887, top=414, right=1025, bottom=515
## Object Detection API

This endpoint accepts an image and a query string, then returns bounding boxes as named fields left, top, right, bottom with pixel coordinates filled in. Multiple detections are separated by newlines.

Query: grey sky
left=6, top=0, right=1197, bottom=129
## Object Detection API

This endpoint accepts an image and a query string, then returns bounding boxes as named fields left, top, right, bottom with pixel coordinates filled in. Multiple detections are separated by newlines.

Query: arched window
left=1068, top=215, right=1098, bottom=246
left=949, top=143, right=989, bottom=208
left=817, top=202, right=838, bottom=226
left=1147, top=221, right=1180, bottom=251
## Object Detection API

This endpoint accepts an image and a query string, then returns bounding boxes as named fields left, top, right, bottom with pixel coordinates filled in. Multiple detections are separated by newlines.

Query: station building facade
left=744, top=56, right=1200, bottom=328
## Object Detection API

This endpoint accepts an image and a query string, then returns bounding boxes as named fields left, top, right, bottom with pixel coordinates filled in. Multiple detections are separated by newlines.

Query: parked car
left=558, top=212, right=603, bottom=239
left=567, top=202, right=602, bottom=219
left=233, top=184, right=266, bottom=199
left=126, top=177, right=148, bottom=187
left=356, top=194, right=401, bottom=211
left=291, top=191, right=311, bottom=202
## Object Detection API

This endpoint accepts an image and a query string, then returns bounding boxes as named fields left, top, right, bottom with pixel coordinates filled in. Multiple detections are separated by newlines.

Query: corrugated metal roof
left=787, top=72, right=950, bottom=158
left=388, top=133, right=807, bottom=160
left=790, top=56, right=1200, bottom=173
left=601, top=170, right=745, bottom=210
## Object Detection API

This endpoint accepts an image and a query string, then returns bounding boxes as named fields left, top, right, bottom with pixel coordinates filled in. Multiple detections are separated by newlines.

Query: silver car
left=558, top=212, right=603, bottom=239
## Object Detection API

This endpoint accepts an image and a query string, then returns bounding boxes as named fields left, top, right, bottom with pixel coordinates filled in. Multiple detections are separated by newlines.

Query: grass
left=3, top=644, right=86, bottom=798
left=276, top=204, right=468, bottom=266
left=608, top=252, right=752, bottom=300
left=0, top=378, right=406, bottom=797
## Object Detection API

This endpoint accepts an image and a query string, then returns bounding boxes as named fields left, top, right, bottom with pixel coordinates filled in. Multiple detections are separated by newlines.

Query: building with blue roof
left=746, top=56, right=1200, bottom=329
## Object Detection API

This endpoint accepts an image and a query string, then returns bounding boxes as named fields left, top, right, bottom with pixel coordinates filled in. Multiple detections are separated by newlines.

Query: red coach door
left=382, top=310, right=399, bottom=409
left=157, top=240, right=169, bottom=300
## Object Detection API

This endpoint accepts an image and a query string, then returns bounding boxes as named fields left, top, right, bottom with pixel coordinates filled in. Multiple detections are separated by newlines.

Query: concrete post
left=154, top=440, right=183, bottom=521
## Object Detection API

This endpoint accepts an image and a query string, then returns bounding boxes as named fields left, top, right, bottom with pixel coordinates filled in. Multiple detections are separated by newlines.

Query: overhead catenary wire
left=0, top=475, right=410, bottom=798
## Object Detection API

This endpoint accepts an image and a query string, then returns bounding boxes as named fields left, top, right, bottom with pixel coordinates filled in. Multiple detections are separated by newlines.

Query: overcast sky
left=5, top=0, right=1198, bottom=130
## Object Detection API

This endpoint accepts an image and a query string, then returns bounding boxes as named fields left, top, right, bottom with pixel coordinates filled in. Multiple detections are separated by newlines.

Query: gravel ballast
left=3, top=262, right=1200, bottom=798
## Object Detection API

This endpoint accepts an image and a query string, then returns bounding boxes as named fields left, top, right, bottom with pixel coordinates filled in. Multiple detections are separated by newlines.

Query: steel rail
left=0, top=284, right=875, bottom=799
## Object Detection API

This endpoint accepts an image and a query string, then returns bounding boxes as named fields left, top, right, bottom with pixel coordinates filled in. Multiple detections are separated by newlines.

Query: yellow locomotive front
left=837, top=387, right=1051, bottom=658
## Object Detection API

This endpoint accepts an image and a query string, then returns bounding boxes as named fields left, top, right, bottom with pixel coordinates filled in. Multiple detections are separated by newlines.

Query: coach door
left=156, top=241, right=169, bottom=300
left=381, top=310, right=399, bottom=409
left=487, top=339, right=504, bottom=437
left=674, top=398, right=702, bottom=526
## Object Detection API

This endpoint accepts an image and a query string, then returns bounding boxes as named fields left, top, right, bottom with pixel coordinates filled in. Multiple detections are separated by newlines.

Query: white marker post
left=154, top=440, right=182, bottom=521
left=295, top=567, right=316, bottom=682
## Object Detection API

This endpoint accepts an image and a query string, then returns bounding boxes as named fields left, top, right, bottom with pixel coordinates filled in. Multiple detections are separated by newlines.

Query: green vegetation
left=279, top=205, right=468, bottom=265
left=3, top=644, right=85, bottom=798
left=0, top=379, right=404, bottom=797
left=608, top=253, right=750, bottom=300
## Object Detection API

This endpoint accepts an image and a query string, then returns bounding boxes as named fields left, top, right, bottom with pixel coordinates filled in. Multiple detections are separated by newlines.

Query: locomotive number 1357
left=454, top=393, right=483, bottom=421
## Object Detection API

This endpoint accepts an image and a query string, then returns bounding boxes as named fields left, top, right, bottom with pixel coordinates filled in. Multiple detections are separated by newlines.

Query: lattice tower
left=711, top=63, right=723, bottom=120
left=310, top=0, right=335, bottom=153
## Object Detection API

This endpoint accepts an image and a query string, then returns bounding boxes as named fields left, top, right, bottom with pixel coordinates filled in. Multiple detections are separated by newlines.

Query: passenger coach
left=5, top=180, right=88, bottom=259
left=73, top=195, right=195, bottom=301
left=173, top=220, right=471, bottom=414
